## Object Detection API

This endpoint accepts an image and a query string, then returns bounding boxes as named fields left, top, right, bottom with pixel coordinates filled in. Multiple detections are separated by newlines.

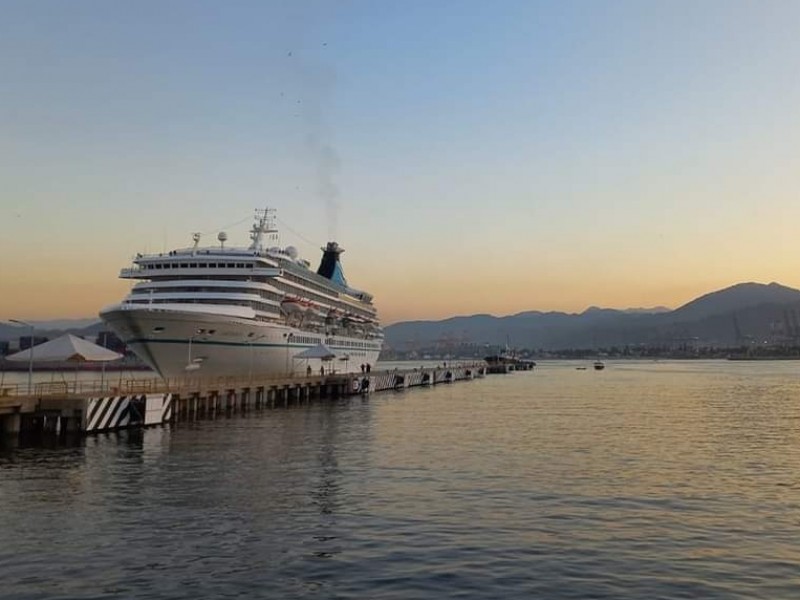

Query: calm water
left=2, top=360, right=800, bottom=599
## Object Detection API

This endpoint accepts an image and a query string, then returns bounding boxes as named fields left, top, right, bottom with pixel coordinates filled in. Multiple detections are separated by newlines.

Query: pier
left=0, top=363, right=487, bottom=443
left=484, top=359, right=536, bottom=374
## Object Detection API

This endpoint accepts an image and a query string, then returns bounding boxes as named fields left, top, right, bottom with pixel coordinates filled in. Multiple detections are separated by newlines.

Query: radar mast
left=249, top=207, right=278, bottom=252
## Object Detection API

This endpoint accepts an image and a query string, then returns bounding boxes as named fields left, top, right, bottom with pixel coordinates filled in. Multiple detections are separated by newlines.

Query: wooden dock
left=0, top=363, right=487, bottom=443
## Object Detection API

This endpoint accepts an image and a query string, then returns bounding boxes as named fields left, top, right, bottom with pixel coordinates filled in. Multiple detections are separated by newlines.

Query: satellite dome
left=285, top=246, right=299, bottom=259
left=218, top=232, right=228, bottom=242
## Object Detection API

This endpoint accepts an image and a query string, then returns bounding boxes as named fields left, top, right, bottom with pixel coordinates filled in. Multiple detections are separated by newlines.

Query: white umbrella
left=293, top=343, right=337, bottom=375
left=293, top=343, right=337, bottom=360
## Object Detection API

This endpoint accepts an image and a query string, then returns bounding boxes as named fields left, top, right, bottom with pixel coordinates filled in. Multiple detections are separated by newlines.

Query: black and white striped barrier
left=84, top=394, right=173, bottom=433
left=350, top=368, right=479, bottom=394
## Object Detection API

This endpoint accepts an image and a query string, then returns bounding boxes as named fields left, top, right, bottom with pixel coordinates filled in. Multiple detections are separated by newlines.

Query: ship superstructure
left=100, top=209, right=382, bottom=379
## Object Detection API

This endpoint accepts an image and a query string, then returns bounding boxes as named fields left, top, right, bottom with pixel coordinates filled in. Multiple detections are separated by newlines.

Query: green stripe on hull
left=126, top=338, right=376, bottom=352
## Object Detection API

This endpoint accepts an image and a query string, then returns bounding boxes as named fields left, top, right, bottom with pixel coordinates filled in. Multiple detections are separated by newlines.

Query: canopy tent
left=6, top=334, right=123, bottom=363
left=293, top=343, right=339, bottom=375
left=293, top=343, right=338, bottom=361
left=5, top=334, right=123, bottom=391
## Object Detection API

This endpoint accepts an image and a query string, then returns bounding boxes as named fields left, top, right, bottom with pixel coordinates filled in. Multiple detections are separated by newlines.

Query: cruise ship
left=100, top=209, right=383, bottom=379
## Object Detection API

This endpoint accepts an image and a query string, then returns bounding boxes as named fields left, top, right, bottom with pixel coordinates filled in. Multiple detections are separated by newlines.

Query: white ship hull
left=101, top=305, right=381, bottom=380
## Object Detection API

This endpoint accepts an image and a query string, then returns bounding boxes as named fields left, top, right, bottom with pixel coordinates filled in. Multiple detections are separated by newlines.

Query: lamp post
left=185, top=329, right=203, bottom=373
left=247, top=334, right=266, bottom=383
left=285, top=332, right=294, bottom=375
left=10, top=319, right=34, bottom=395
left=187, top=335, right=194, bottom=366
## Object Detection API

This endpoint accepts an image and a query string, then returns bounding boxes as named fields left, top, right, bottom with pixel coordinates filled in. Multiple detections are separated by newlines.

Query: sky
left=2, top=0, right=800, bottom=324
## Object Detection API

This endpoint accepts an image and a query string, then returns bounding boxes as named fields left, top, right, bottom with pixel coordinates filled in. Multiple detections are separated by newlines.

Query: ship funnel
left=317, top=242, right=348, bottom=287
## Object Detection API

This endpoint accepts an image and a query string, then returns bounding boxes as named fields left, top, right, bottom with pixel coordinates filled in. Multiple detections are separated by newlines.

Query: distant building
left=96, top=331, right=127, bottom=354
left=19, top=336, right=48, bottom=350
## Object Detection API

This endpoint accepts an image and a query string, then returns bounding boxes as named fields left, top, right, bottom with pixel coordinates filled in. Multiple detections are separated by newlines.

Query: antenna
left=249, top=207, right=278, bottom=251
left=254, top=207, right=276, bottom=229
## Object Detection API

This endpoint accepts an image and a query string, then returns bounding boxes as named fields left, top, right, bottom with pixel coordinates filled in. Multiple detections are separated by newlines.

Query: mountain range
left=383, top=282, right=800, bottom=350
left=0, top=319, right=105, bottom=344
left=3, top=282, right=800, bottom=351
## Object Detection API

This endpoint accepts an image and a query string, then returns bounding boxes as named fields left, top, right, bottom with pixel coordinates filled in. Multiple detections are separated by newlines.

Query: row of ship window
left=274, top=276, right=376, bottom=321
left=128, top=299, right=376, bottom=335
left=135, top=260, right=375, bottom=321
left=270, top=280, right=338, bottom=308
left=132, top=286, right=282, bottom=302
left=281, top=264, right=337, bottom=298
left=280, top=267, right=375, bottom=313
left=129, top=298, right=280, bottom=311
left=142, top=262, right=256, bottom=270
left=128, top=297, right=379, bottom=332
left=326, top=339, right=380, bottom=350
left=133, top=276, right=373, bottom=319
left=130, top=293, right=370, bottom=322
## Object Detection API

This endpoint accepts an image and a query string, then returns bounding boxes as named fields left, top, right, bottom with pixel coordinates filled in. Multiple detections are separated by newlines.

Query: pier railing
left=0, top=362, right=488, bottom=400
left=0, top=362, right=493, bottom=441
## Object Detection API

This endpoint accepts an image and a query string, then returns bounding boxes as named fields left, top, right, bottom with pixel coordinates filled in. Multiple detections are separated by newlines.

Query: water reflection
left=2, top=361, right=800, bottom=599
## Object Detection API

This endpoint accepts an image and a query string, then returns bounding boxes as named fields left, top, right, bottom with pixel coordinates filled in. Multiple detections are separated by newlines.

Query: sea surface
left=2, top=360, right=800, bottom=599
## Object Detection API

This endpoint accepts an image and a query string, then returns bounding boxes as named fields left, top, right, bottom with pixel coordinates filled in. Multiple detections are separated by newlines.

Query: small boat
left=576, top=366, right=587, bottom=371
left=593, top=360, right=605, bottom=371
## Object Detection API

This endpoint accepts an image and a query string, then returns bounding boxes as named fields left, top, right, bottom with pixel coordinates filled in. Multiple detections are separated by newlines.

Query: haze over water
left=2, top=360, right=800, bottom=599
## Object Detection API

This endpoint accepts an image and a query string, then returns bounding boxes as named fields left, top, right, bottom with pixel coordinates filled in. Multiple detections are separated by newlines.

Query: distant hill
left=0, top=319, right=102, bottom=344
left=385, top=282, right=800, bottom=350
left=622, top=306, right=671, bottom=315
left=30, top=318, right=100, bottom=330
left=671, top=282, right=800, bottom=321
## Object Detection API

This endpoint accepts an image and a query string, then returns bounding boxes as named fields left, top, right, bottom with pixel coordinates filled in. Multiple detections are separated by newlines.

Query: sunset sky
left=2, top=1, right=800, bottom=324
